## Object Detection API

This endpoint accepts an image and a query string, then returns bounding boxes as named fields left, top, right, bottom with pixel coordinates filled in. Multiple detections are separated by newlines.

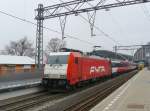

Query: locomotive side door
left=75, top=57, right=82, bottom=81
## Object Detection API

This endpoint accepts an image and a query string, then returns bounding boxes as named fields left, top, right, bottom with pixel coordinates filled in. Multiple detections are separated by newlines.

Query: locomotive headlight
left=44, top=74, right=49, bottom=78
left=60, top=75, right=66, bottom=79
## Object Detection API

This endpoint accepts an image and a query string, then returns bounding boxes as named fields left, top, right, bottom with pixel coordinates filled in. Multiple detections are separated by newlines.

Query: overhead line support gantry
left=35, top=0, right=150, bottom=68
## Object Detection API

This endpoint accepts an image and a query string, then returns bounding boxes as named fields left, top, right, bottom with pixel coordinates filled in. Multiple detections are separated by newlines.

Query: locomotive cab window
left=75, top=57, right=78, bottom=64
left=48, top=55, right=68, bottom=64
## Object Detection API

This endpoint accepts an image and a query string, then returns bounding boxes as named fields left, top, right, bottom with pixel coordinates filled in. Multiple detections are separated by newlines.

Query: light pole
left=93, top=45, right=101, bottom=51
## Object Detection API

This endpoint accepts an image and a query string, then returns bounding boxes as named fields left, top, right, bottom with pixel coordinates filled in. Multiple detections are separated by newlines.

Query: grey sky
left=0, top=0, right=150, bottom=55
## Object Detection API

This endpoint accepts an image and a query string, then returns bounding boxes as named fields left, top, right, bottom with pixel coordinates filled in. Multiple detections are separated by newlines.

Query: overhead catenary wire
left=0, top=9, right=95, bottom=46
left=106, top=11, right=123, bottom=35
left=57, top=0, right=129, bottom=60
left=0, top=8, right=129, bottom=60
left=86, top=1, right=122, bottom=45
left=85, top=1, right=132, bottom=59
left=85, top=1, right=138, bottom=59
left=141, top=4, right=150, bottom=21
left=58, top=0, right=122, bottom=45
left=57, top=0, right=132, bottom=60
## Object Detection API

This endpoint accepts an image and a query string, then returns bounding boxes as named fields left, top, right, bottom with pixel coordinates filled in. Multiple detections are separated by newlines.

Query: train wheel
left=65, top=84, right=72, bottom=91
left=65, top=84, right=76, bottom=91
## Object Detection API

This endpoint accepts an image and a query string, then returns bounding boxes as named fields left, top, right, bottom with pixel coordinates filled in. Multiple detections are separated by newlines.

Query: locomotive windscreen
left=47, top=55, right=69, bottom=64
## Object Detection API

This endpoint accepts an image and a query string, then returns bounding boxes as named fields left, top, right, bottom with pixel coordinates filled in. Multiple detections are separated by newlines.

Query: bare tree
left=46, top=38, right=66, bottom=52
left=3, top=37, right=34, bottom=57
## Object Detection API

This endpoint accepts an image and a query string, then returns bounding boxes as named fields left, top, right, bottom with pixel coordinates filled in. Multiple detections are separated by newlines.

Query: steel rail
left=63, top=70, right=137, bottom=111
left=0, top=91, right=48, bottom=107
left=5, top=94, right=65, bottom=111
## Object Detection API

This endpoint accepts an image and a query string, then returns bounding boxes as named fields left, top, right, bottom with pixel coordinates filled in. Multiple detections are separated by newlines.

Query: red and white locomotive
left=42, top=51, right=136, bottom=89
left=43, top=52, right=111, bottom=88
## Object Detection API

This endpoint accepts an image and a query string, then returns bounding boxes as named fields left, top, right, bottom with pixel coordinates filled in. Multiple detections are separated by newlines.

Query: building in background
left=90, top=50, right=133, bottom=61
left=0, top=55, right=42, bottom=85
left=134, top=45, right=150, bottom=65
left=0, top=55, right=35, bottom=74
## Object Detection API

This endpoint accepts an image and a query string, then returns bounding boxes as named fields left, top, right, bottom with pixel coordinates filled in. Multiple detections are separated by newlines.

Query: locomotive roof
left=88, top=55, right=108, bottom=60
left=111, top=60, right=121, bottom=63
left=0, top=55, right=35, bottom=65
left=49, top=52, right=109, bottom=60
left=49, top=52, right=71, bottom=56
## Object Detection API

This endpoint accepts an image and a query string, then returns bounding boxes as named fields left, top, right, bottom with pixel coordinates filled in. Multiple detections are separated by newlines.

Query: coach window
left=75, top=57, right=78, bottom=64
left=112, top=63, right=116, bottom=67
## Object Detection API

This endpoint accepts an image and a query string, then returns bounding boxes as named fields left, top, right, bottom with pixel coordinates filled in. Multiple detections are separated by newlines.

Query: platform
left=91, top=68, right=150, bottom=111
left=0, top=79, right=41, bottom=92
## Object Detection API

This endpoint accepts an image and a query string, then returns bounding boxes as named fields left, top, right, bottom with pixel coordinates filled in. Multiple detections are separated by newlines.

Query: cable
left=58, top=0, right=122, bottom=45
left=57, top=0, right=124, bottom=60
left=86, top=1, right=130, bottom=58
left=0, top=9, right=95, bottom=46
left=57, top=0, right=138, bottom=60
left=141, top=4, right=150, bottom=21
left=86, top=0, right=139, bottom=59
left=106, top=11, right=123, bottom=35
left=86, top=1, right=122, bottom=45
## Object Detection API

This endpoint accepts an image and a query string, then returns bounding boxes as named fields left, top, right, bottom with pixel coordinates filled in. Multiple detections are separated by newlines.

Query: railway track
left=41, top=70, right=138, bottom=111
left=0, top=91, right=65, bottom=111
left=0, top=70, right=138, bottom=111
left=0, top=82, right=103, bottom=111
left=64, top=70, right=137, bottom=111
